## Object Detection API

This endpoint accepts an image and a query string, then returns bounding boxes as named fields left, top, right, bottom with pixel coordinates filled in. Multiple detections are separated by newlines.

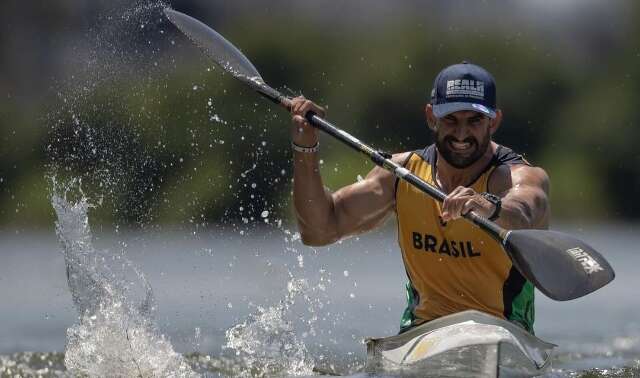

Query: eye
left=443, top=117, right=457, bottom=125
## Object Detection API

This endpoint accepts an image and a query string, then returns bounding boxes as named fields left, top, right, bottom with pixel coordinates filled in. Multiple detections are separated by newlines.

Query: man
left=289, top=62, right=549, bottom=334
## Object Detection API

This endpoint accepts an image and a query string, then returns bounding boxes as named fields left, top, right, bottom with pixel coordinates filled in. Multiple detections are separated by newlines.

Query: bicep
left=331, top=154, right=407, bottom=238
left=500, top=165, right=550, bottom=226
left=332, top=167, right=395, bottom=237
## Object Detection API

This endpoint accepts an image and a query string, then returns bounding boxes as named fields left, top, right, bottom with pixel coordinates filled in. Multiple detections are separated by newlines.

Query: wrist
left=292, top=141, right=319, bottom=153
left=291, top=138, right=319, bottom=148
left=481, top=192, right=501, bottom=221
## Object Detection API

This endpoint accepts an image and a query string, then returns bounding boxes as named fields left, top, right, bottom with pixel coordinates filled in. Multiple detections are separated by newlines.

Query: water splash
left=51, top=179, right=197, bottom=377
left=224, top=278, right=315, bottom=377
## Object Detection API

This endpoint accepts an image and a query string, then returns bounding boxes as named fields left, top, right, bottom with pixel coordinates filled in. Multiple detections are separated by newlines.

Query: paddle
left=163, top=8, right=614, bottom=301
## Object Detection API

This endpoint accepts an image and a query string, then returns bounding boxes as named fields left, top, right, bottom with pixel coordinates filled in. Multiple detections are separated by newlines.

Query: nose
left=452, top=123, right=471, bottom=141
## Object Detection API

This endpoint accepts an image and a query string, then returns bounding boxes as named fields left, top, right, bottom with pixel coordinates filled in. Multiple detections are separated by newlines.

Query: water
left=51, top=183, right=197, bottom=377
left=10, top=1, right=637, bottom=376
left=1, top=187, right=639, bottom=377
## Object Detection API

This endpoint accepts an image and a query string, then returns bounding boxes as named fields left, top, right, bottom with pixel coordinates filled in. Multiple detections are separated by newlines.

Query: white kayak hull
left=365, top=310, right=555, bottom=377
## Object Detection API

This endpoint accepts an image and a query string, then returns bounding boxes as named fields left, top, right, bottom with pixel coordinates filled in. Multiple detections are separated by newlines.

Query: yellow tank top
left=395, top=144, right=535, bottom=333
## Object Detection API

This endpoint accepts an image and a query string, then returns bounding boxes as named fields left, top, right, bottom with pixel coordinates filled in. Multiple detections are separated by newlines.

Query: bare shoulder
left=334, top=151, right=413, bottom=205
left=489, top=163, right=549, bottom=195
left=393, top=151, right=413, bottom=163
left=511, top=164, right=549, bottom=190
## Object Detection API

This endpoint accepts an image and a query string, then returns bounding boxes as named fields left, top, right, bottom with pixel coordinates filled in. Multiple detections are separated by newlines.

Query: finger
left=298, top=100, right=313, bottom=117
left=301, top=100, right=321, bottom=117
left=293, top=100, right=304, bottom=115
left=295, top=100, right=316, bottom=117
left=289, top=97, right=302, bottom=113
left=292, top=115, right=310, bottom=128
left=461, top=197, right=481, bottom=216
left=442, top=187, right=465, bottom=216
left=449, top=195, right=476, bottom=220
left=446, top=187, right=476, bottom=218
left=449, top=197, right=465, bottom=220
left=442, top=196, right=461, bottom=221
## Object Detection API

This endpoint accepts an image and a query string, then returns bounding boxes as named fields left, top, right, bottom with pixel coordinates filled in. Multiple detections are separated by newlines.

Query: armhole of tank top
left=485, top=166, right=498, bottom=192
left=394, top=152, right=416, bottom=203
left=486, top=145, right=529, bottom=193
left=465, top=153, right=499, bottom=190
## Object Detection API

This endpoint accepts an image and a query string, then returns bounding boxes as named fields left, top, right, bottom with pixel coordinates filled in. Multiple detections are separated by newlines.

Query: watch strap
left=481, top=192, right=502, bottom=221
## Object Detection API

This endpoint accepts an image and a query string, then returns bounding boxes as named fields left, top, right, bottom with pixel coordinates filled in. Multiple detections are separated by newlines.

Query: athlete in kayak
left=289, top=62, right=549, bottom=334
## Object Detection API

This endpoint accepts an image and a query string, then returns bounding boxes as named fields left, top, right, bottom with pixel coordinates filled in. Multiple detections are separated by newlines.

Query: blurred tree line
left=0, top=0, right=638, bottom=229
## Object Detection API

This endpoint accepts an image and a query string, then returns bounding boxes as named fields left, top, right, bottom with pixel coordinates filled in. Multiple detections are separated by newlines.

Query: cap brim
left=433, top=102, right=496, bottom=119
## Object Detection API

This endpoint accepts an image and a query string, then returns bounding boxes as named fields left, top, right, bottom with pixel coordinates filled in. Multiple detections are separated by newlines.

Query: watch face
left=482, top=192, right=500, bottom=204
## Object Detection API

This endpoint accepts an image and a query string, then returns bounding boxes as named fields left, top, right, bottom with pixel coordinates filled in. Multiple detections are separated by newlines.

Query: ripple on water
left=1, top=352, right=639, bottom=377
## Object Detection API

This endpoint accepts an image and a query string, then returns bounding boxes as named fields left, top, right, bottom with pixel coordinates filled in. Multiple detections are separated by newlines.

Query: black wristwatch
left=481, top=192, right=502, bottom=221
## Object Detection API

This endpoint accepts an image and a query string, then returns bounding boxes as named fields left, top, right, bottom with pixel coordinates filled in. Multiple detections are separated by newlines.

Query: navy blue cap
left=430, top=62, right=497, bottom=119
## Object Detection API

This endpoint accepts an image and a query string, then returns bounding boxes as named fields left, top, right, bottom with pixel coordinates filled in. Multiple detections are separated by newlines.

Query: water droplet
left=343, top=270, right=349, bottom=277
left=261, top=210, right=269, bottom=218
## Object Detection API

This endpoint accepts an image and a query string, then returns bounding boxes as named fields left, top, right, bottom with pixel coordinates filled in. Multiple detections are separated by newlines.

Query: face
left=434, top=111, right=492, bottom=169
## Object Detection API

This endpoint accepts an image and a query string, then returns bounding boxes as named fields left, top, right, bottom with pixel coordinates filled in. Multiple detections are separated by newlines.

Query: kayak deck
left=365, top=310, right=555, bottom=377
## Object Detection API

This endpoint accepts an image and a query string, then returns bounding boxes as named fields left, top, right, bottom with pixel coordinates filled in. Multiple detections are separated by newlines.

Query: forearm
left=293, top=150, right=339, bottom=245
left=496, top=188, right=549, bottom=230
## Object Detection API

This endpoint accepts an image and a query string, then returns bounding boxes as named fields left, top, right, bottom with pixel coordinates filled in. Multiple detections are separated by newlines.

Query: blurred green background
left=0, top=0, right=638, bottom=229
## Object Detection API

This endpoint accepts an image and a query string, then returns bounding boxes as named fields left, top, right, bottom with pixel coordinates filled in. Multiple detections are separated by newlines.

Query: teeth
left=451, top=141, right=471, bottom=150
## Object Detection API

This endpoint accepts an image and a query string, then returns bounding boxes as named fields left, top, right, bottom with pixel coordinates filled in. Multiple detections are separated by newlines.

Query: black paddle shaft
left=302, top=108, right=613, bottom=301
left=163, top=7, right=614, bottom=301
left=258, top=81, right=512, bottom=241
left=226, top=53, right=614, bottom=302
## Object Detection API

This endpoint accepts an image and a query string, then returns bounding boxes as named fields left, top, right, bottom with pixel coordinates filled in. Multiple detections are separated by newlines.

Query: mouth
left=448, top=139, right=475, bottom=153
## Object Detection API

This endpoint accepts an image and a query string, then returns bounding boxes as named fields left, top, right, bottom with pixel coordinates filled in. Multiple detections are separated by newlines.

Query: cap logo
left=446, top=79, right=484, bottom=100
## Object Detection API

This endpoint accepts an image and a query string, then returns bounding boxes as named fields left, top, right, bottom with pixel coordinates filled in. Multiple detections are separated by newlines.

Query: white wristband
left=292, top=141, right=319, bottom=153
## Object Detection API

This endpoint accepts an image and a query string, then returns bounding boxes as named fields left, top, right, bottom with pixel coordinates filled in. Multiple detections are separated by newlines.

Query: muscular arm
left=489, top=164, right=550, bottom=230
left=294, top=152, right=409, bottom=246
left=441, top=163, right=550, bottom=230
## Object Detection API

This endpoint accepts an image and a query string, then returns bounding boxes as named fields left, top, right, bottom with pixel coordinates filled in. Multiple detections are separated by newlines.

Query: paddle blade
left=164, top=9, right=264, bottom=83
left=504, top=229, right=614, bottom=301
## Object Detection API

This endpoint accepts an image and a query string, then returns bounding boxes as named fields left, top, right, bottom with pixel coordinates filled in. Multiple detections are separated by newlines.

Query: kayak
left=365, top=310, right=555, bottom=377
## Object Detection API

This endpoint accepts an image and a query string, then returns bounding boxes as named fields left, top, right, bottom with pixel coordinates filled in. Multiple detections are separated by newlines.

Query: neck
left=435, top=142, right=497, bottom=193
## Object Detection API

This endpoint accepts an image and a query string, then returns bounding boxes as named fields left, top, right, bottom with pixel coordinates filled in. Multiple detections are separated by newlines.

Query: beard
left=435, top=129, right=491, bottom=169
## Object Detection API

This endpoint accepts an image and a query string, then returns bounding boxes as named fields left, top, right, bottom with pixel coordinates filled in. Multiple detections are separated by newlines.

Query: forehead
left=441, top=110, right=485, bottom=120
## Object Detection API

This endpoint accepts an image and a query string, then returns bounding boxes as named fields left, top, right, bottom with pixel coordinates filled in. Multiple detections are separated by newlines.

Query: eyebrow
left=443, top=114, right=484, bottom=122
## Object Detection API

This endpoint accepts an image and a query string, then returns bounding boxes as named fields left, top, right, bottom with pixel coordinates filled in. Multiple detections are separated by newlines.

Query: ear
left=425, top=104, right=438, bottom=131
left=489, top=109, right=503, bottom=135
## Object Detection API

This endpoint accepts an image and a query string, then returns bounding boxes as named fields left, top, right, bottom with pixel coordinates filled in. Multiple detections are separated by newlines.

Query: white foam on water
left=51, top=179, right=198, bottom=377
left=224, top=278, right=315, bottom=377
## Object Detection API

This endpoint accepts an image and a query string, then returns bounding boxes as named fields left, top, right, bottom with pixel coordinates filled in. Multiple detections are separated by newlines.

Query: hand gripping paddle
left=164, top=8, right=614, bottom=301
